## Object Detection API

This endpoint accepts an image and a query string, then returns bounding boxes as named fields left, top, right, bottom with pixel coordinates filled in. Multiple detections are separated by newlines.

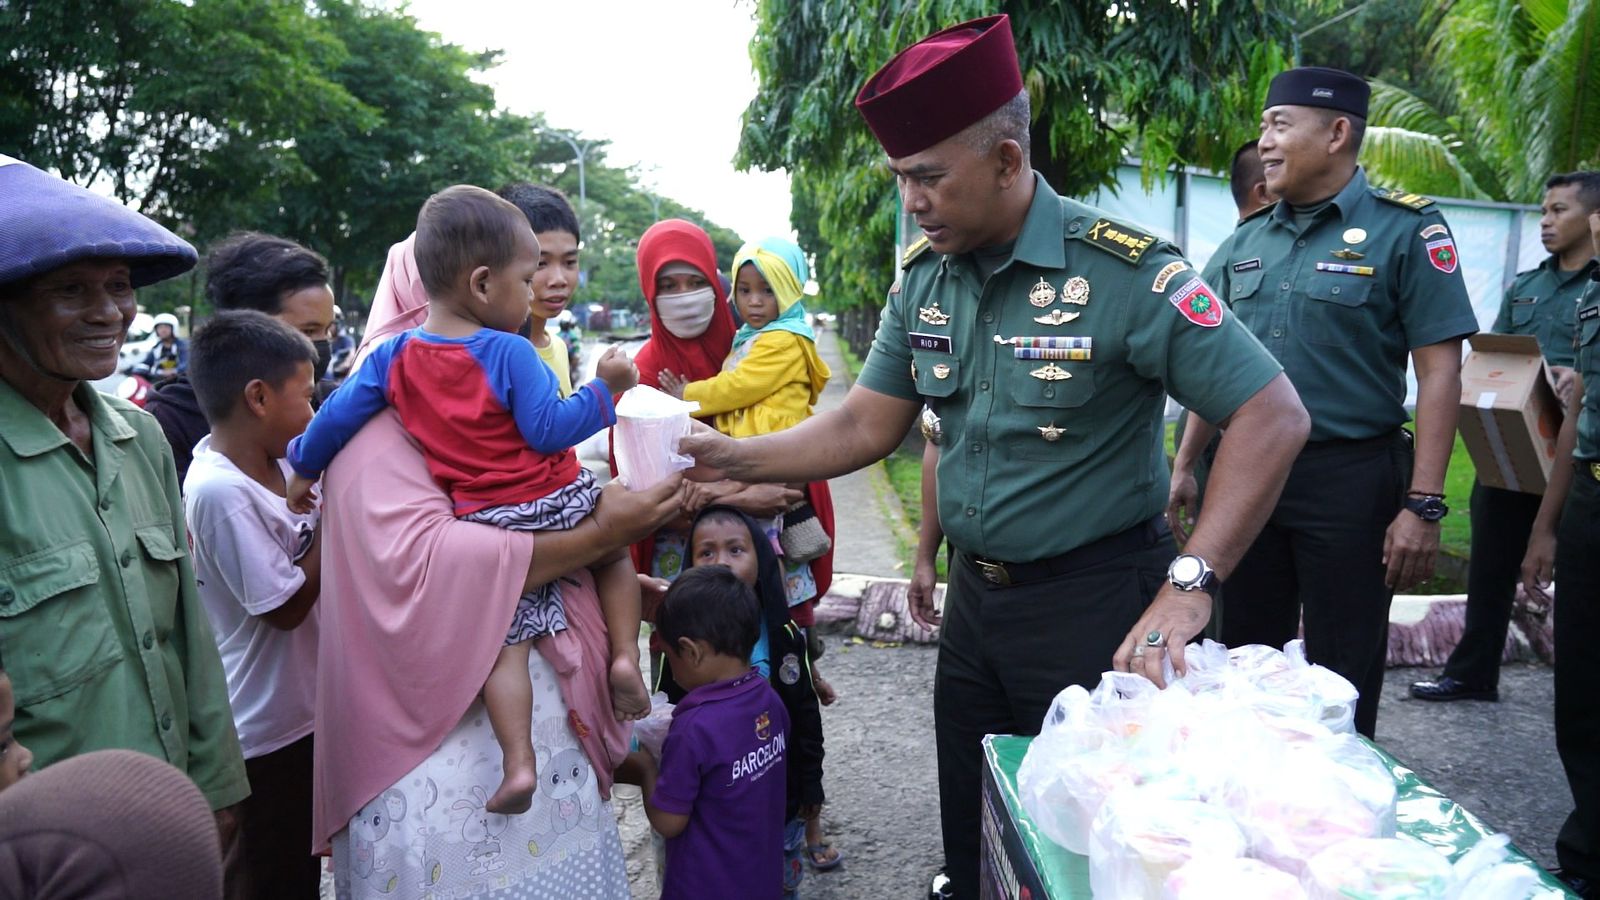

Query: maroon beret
left=855, top=14, right=1024, bottom=159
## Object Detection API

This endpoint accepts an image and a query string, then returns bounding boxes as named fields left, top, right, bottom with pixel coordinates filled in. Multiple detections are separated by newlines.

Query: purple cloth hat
left=0, top=155, right=197, bottom=291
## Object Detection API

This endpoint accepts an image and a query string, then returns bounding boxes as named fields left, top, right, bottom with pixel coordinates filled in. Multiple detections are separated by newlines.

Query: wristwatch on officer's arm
left=1167, top=553, right=1218, bottom=595
left=1403, top=491, right=1449, bottom=523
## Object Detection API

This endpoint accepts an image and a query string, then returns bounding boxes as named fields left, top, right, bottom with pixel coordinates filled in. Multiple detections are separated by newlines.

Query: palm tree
left=1359, top=0, right=1600, bottom=203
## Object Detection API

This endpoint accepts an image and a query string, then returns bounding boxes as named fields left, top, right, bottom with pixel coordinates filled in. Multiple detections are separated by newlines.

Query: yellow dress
left=682, top=330, right=831, bottom=438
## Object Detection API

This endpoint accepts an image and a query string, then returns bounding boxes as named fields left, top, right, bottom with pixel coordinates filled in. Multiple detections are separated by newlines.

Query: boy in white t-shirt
left=185, top=310, right=324, bottom=898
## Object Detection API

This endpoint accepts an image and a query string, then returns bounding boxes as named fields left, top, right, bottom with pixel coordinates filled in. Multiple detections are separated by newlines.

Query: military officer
left=1170, top=139, right=1278, bottom=545
left=1172, top=67, right=1479, bottom=738
left=680, top=15, right=1309, bottom=897
left=1414, top=171, right=1600, bottom=703
left=1522, top=210, right=1600, bottom=899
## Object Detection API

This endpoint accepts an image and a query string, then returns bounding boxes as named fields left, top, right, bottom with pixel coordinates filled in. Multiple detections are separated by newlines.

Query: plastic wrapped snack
left=631, top=693, right=675, bottom=762
left=1303, top=837, right=1454, bottom=899
left=1161, top=856, right=1307, bottom=899
left=612, top=385, right=699, bottom=490
left=1019, top=676, right=1193, bottom=854
left=1089, top=785, right=1249, bottom=900
left=1254, top=662, right=1360, bottom=734
left=1452, top=834, right=1539, bottom=900
left=1225, top=737, right=1395, bottom=875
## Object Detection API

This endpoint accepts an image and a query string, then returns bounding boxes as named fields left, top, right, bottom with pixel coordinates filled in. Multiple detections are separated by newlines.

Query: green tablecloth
left=980, top=734, right=1574, bottom=899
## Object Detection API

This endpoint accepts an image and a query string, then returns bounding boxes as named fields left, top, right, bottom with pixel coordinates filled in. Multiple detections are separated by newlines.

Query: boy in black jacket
left=658, top=506, right=825, bottom=896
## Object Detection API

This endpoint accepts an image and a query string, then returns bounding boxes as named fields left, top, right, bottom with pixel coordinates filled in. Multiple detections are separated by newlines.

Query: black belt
left=963, top=515, right=1168, bottom=587
left=1299, top=428, right=1407, bottom=457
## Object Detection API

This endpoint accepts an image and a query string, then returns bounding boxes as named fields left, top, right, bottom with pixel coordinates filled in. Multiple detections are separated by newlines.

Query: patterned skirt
left=463, top=468, right=602, bottom=645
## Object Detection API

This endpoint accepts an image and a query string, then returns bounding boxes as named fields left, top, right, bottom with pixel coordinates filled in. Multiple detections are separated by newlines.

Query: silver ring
left=1144, top=630, right=1166, bottom=648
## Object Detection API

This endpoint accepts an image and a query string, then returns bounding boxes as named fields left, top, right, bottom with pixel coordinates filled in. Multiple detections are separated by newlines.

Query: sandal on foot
left=807, top=842, right=844, bottom=871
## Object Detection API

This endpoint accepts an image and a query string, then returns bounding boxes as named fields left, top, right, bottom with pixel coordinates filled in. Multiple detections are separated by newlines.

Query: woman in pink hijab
left=314, top=235, right=681, bottom=897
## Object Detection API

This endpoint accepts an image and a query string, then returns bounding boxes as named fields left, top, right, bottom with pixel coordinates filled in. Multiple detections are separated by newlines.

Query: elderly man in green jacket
left=0, top=155, right=249, bottom=844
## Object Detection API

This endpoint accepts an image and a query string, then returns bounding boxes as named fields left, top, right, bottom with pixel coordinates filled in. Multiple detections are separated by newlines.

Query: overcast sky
left=404, top=0, right=795, bottom=243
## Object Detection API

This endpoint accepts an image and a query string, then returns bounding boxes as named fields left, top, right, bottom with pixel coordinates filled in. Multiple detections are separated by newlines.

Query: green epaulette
left=901, top=236, right=931, bottom=269
left=1372, top=186, right=1436, bottom=212
left=1075, top=216, right=1159, bottom=265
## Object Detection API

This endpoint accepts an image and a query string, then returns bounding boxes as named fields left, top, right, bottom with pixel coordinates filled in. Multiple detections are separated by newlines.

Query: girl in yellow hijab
left=659, top=237, right=830, bottom=438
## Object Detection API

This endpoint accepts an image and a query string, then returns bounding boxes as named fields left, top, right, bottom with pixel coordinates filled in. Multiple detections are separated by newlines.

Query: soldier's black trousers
left=935, top=526, right=1173, bottom=898
left=1442, top=481, right=1543, bottom=687
left=1556, top=465, right=1600, bottom=881
left=1219, top=431, right=1410, bottom=738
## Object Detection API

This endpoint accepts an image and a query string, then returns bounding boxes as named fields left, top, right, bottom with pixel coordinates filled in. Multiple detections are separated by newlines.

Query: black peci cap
left=1264, top=66, right=1370, bottom=119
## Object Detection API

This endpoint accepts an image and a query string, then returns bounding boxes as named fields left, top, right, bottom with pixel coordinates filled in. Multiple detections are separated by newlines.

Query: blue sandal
left=807, top=843, right=844, bottom=871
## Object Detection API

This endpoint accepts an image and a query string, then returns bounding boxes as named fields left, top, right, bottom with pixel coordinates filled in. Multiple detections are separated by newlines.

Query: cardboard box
left=1458, top=333, right=1563, bottom=495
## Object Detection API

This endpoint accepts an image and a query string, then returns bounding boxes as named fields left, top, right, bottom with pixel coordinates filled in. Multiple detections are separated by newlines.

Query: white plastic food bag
left=1089, top=784, right=1248, bottom=900
left=1303, top=836, right=1454, bottom=899
left=613, top=386, right=700, bottom=490
left=1161, top=857, right=1307, bottom=899
left=632, top=693, right=675, bottom=762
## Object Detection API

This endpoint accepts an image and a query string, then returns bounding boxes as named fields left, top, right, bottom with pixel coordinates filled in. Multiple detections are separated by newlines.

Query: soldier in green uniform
left=679, top=16, right=1310, bottom=897
left=1172, top=67, right=1479, bottom=739
left=1522, top=210, right=1600, bottom=900
left=1170, top=139, right=1277, bottom=544
left=1414, top=171, right=1600, bottom=703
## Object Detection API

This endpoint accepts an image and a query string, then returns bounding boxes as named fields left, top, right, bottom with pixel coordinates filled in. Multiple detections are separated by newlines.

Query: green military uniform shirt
left=1575, top=272, right=1600, bottom=461
left=1207, top=168, right=1480, bottom=442
left=0, top=380, right=248, bottom=810
left=857, top=174, right=1283, bottom=562
left=1492, top=255, right=1598, bottom=369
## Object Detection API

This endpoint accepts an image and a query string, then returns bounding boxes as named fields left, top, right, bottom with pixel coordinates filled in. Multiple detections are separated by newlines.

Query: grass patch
left=836, top=339, right=864, bottom=381
left=882, top=446, right=948, bottom=580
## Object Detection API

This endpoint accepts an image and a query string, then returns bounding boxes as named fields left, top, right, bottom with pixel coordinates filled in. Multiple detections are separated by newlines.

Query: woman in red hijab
left=623, top=219, right=836, bottom=629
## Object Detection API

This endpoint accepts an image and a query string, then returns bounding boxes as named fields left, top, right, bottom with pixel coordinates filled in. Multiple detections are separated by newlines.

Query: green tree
left=1349, top=0, right=1600, bottom=202
left=0, top=0, right=367, bottom=238
left=739, top=0, right=1302, bottom=324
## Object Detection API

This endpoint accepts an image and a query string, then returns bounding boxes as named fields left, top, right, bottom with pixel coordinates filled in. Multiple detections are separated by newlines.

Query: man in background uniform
left=1170, top=139, right=1278, bottom=543
left=1173, top=67, right=1479, bottom=738
left=681, top=15, right=1310, bottom=897
left=1522, top=210, right=1600, bottom=900
left=1414, top=171, right=1600, bottom=703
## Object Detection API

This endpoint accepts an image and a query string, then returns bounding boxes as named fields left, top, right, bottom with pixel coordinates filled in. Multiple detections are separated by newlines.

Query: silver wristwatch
left=1167, top=553, right=1218, bottom=595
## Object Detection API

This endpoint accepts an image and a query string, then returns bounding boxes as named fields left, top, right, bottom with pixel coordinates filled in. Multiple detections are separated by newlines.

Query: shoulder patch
left=901, top=236, right=931, bottom=269
left=1372, top=186, right=1436, bottom=212
left=1080, top=218, right=1158, bottom=265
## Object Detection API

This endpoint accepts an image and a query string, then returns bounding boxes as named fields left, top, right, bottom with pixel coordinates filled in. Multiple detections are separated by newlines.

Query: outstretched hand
left=596, top=345, right=639, bottom=394
left=657, top=369, right=689, bottom=399
left=677, top=419, right=738, bottom=482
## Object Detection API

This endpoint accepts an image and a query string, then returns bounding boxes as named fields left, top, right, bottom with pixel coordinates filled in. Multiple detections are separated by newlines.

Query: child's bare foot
left=487, top=758, right=538, bottom=815
left=609, top=656, right=651, bottom=721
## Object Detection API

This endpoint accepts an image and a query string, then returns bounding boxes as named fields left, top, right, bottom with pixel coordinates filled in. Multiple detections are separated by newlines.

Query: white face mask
left=656, top=287, right=717, bottom=339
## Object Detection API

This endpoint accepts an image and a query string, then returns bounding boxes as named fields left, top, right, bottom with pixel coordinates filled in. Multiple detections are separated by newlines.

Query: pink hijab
left=311, top=235, right=629, bottom=851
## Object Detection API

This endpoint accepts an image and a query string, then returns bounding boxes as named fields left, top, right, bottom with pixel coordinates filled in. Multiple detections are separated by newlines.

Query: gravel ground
left=1378, top=663, right=1566, bottom=871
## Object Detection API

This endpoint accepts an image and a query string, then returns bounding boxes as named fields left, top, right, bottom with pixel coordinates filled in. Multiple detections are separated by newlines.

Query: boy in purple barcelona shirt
left=628, top=565, right=789, bottom=899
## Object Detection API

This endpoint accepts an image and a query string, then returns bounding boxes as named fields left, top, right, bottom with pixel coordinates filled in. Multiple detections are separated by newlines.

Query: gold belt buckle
left=973, top=557, right=1011, bottom=586
left=1589, top=462, right=1600, bottom=483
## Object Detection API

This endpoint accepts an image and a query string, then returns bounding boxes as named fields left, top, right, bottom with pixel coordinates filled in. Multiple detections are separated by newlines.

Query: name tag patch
left=1580, top=306, right=1600, bottom=321
left=1231, top=258, right=1262, bottom=273
left=909, top=331, right=953, bottom=353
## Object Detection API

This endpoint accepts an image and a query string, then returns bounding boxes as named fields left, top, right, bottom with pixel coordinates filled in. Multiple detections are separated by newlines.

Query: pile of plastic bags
left=1016, top=640, right=1538, bottom=899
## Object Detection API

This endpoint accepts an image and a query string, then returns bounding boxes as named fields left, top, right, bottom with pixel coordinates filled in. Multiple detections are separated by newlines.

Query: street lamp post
left=537, top=129, right=596, bottom=216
